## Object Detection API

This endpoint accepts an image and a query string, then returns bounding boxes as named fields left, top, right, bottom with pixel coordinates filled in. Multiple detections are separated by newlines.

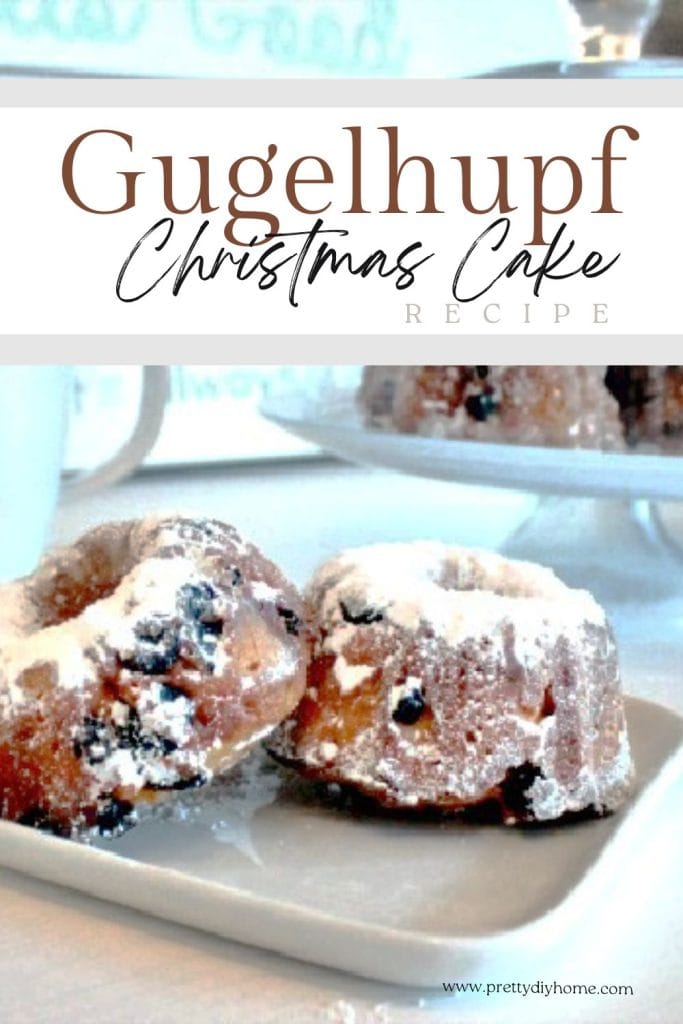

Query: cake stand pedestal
left=499, top=495, right=681, bottom=604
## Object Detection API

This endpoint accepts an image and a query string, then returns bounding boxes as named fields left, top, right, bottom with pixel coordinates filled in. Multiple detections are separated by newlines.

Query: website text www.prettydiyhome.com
left=442, top=979, right=635, bottom=998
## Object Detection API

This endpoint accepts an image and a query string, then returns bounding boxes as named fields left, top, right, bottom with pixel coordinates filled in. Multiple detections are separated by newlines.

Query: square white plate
left=0, top=695, right=680, bottom=987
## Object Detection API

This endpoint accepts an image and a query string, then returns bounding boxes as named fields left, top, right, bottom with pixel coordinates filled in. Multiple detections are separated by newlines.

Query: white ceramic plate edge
left=0, top=697, right=680, bottom=988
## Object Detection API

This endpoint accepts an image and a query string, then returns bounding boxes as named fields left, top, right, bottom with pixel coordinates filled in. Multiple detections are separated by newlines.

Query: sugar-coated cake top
left=0, top=515, right=296, bottom=706
left=308, top=543, right=608, bottom=695
left=310, top=542, right=605, bottom=634
left=289, top=542, right=631, bottom=819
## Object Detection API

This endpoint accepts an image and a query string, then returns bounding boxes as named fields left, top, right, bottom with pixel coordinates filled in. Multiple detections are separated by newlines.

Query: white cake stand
left=260, top=373, right=683, bottom=639
left=262, top=371, right=683, bottom=705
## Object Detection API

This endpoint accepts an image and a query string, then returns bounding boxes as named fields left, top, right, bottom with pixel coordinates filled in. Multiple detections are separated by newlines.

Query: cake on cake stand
left=261, top=368, right=683, bottom=702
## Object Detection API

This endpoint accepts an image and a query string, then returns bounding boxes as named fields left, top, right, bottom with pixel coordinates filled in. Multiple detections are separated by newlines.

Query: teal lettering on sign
left=0, top=0, right=409, bottom=73
left=0, top=0, right=149, bottom=42
left=189, top=0, right=408, bottom=72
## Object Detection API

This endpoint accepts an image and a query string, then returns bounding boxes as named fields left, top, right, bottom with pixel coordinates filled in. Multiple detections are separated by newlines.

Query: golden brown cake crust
left=0, top=516, right=306, bottom=836
left=360, top=366, right=625, bottom=449
left=269, top=543, right=634, bottom=823
left=360, top=365, right=683, bottom=451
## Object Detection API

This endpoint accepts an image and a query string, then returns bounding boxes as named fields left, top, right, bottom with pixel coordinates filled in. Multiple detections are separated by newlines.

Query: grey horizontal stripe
left=0, top=336, right=679, bottom=365
left=2, top=77, right=683, bottom=106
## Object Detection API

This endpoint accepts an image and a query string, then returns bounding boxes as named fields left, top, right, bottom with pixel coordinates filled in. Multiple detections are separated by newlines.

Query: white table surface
left=1, top=459, right=681, bottom=1024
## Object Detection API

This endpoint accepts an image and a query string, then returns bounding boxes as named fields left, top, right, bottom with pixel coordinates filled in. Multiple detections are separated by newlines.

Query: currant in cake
left=269, top=543, right=633, bottom=822
left=0, top=516, right=307, bottom=837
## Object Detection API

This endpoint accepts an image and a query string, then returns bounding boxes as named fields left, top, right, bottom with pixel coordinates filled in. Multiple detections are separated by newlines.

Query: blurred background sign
left=0, top=0, right=575, bottom=78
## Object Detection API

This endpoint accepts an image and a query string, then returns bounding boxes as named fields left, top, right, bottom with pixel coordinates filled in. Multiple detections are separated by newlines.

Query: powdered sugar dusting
left=0, top=515, right=307, bottom=836
left=362, top=366, right=625, bottom=450
left=334, top=657, right=374, bottom=693
left=271, top=542, right=634, bottom=821
left=314, top=542, right=604, bottom=645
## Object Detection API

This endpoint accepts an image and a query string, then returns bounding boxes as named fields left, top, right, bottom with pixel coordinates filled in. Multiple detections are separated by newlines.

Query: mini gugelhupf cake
left=360, top=365, right=683, bottom=451
left=269, top=544, right=634, bottom=823
left=0, top=516, right=307, bottom=837
left=360, top=366, right=626, bottom=449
